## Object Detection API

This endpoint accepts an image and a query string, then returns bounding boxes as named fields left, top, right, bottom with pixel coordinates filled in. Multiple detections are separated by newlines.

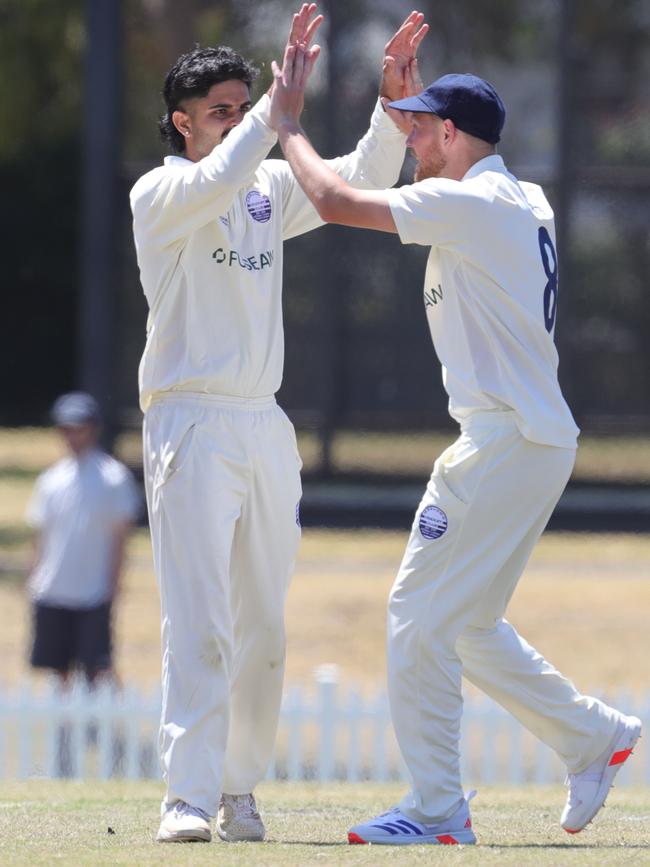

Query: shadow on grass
left=480, top=843, right=650, bottom=849
left=268, top=840, right=346, bottom=846
left=275, top=840, right=650, bottom=849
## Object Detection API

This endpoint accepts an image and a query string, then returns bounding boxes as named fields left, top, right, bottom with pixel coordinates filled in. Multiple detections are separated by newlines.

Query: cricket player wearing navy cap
left=130, top=5, right=428, bottom=845
left=269, top=47, right=642, bottom=845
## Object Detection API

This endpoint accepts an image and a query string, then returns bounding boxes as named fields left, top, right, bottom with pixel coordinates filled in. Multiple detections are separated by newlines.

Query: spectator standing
left=27, top=392, right=140, bottom=687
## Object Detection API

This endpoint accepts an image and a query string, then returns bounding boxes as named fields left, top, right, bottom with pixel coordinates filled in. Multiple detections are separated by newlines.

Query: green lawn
left=0, top=782, right=648, bottom=866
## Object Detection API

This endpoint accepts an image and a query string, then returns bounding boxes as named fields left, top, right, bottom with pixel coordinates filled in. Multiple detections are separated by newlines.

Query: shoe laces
left=379, top=791, right=477, bottom=829
left=172, top=801, right=210, bottom=821
left=222, top=793, right=260, bottom=819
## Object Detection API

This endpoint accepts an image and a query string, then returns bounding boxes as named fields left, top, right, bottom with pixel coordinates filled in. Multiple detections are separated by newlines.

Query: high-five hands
left=380, top=11, right=428, bottom=135
left=268, top=4, right=323, bottom=98
left=381, top=11, right=428, bottom=101
left=270, top=40, right=320, bottom=131
left=287, top=3, right=323, bottom=52
left=270, top=6, right=428, bottom=135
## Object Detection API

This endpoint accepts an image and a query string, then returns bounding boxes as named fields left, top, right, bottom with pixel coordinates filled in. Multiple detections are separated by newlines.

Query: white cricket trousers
left=389, top=411, right=619, bottom=824
left=143, top=393, right=302, bottom=816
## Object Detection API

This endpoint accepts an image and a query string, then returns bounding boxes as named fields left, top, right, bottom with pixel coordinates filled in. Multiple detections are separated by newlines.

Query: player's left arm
left=272, top=44, right=397, bottom=233
left=281, top=121, right=397, bottom=232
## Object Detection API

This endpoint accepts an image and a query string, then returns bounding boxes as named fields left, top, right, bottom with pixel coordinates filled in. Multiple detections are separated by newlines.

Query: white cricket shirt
left=27, top=449, right=140, bottom=608
left=388, top=155, right=579, bottom=448
left=131, top=94, right=406, bottom=411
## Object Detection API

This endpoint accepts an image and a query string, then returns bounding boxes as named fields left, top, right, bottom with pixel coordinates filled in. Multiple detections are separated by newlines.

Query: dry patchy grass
left=0, top=781, right=648, bottom=866
left=1, top=426, right=649, bottom=695
left=1, top=528, right=649, bottom=699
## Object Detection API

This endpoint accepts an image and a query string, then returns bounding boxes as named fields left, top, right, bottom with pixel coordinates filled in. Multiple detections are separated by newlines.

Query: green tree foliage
left=0, top=0, right=84, bottom=160
left=0, top=0, right=85, bottom=421
left=1, top=0, right=648, bottom=426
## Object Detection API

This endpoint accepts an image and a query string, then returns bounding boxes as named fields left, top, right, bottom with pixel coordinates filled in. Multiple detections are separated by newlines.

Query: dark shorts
left=30, top=601, right=113, bottom=678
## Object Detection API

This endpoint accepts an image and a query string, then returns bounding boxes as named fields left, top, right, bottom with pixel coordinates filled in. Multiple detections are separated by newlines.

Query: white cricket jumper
left=131, top=94, right=406, bottom=815
left=385, top=157, right=619, bottom=824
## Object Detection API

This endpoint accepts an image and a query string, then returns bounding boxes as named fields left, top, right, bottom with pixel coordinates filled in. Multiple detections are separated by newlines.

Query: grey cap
left=51, top=392, right=101, bottom=427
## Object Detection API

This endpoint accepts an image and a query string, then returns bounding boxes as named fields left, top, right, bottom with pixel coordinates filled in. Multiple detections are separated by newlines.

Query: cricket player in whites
left=269, top=43, right=642, bottom=845
left=130, top=4, right=428, bottom=844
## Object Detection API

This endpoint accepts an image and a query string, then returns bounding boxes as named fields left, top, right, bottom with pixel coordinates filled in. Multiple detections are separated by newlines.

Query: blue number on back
left=538, top=226, right=558, bottom=333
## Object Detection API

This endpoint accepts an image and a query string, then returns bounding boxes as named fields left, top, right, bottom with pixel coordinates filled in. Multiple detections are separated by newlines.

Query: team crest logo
left=419, top=505, right=448, bottom=540
left=246, top=190, right=272, bottom=223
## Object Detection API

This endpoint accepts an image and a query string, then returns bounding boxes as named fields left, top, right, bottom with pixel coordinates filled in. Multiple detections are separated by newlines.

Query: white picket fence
left=0, top=665, right=647, bottom=784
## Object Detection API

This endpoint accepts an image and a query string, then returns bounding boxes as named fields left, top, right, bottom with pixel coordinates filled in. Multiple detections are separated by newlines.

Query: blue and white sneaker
left=348, top=791, right=476, bottom=846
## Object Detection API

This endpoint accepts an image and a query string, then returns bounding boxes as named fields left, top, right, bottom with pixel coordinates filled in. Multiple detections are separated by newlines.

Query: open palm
left=382, top=11, right=428, bottom=101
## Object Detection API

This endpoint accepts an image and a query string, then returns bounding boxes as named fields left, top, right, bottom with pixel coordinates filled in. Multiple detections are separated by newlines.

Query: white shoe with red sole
left=561, top=713, right=642, bottom=834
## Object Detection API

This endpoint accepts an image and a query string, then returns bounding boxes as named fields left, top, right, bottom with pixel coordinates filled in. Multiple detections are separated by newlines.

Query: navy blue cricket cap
left=389, top=73, right=506, bottom=144
left=51, top=392, right=101, bottom=427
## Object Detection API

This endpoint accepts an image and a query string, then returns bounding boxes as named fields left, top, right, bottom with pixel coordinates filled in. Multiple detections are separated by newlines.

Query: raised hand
left=269, top=4, right=323, bottom=98
left=404, top=54, right=424, bottom=97
left=287, top=2, right=324, bottom=51
left=381, top=11, right=428, bottom=101
left=381, top=59, right=425, bottom=135
left=270, top=43, right=321, bottom=131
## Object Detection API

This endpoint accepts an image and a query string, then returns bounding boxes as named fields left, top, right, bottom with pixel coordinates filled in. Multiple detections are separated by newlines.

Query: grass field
left=0, top=781, right=648, bottom=866
left=1, top=427, right=650, bottom=695
left=1, top=430, right=649, bottom=864
left=1, top=526, right=650, bottom=695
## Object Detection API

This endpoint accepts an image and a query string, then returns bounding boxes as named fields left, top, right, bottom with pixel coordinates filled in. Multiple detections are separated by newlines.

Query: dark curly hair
left=159, top=46, right=260, bottom=154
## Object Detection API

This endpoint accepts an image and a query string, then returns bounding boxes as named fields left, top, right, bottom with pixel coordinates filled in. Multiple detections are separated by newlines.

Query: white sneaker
left=157, top=800, right=212, bottom=842
left=348, top=791, right=476, bottom=846
left=216, top=793, right=265, bottom=842
left=561, top=713, right=642, bottom=834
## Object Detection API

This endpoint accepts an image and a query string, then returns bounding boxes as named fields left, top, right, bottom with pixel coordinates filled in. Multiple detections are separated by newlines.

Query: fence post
left=315, top=665, right=340, bottom=782
left=284, top=685, right=305, bottom=782
left=508, top=713, right=524, bottom=785
left=346, top=689, right=363, bottom=783
left=370, top=690, right=389, bottom=782
left=95, top=682, right=116, bottom=780
left=0, top=680, right=648, bottom=785
left=17, top=682, right=34, bottom=779
left=480, top=702, right=498, bottom=785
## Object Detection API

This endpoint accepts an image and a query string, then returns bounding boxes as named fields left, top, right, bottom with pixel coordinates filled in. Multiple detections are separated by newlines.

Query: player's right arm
left=276, top=12, right=428, bottom=240
left=130, top=3, right=324, bottom=249
left=271, top=45, right=397, bottom=233
left=130, top=95, right=277, bottom=249
left=271, top=44, right=476, bottom=239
